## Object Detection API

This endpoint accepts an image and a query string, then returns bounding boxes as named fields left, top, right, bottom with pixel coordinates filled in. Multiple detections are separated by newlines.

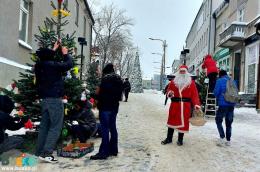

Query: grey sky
left=92, top=0, right=203, bottom=78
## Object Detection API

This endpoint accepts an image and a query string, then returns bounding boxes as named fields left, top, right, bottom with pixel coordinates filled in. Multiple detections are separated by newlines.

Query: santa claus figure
left=161, top=65, right=201, bottom=146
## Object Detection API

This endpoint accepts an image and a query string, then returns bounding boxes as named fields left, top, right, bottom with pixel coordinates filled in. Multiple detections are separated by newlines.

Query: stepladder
left=204, top=78, right=217, bottom=117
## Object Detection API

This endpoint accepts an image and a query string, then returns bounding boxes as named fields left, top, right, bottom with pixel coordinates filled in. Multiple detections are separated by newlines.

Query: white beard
left=174, top=73, right=192, bottom=90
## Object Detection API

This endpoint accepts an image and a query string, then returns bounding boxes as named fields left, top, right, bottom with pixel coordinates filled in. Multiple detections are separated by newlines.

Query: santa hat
left=179, top=65, right=188, bottom=71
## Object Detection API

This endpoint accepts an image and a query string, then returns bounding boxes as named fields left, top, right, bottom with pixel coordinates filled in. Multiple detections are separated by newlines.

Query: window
left=19, top=0, right=29, bottom=42
left=237, top=8, right=245, bottom=22
left=83, top=17, right=86, bottom=38
left=75, top=0, right=79, bottom=26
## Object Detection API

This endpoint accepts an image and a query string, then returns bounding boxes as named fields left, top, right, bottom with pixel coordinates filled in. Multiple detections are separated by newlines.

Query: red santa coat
left=167, top=80, right=200, bottom=133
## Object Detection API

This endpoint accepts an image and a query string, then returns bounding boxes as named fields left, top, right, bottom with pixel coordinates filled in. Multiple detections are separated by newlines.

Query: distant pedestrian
left=90, top=63, right=123, bottom=160
left=35, top=40, right=73, bottom=163
left=161, top=65, right=201, bottom=146
left=214, top=70, right=237, bottom=146
left=123, top=78, right=131, bottom=102
left=202, top=54, right=218, bottom=93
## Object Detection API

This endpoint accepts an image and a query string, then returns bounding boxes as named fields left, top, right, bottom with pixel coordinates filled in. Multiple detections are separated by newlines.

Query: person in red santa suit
left=161, top=65, right=201, bottom=146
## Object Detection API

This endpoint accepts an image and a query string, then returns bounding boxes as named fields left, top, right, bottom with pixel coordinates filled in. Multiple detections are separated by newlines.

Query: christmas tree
left=130, top=51, right=143, bottom=93
left=196, top=71, right=207, bottom=107
left=2, top=0, right=85, bottom=139
left=86, top=61, right=101, bottom=95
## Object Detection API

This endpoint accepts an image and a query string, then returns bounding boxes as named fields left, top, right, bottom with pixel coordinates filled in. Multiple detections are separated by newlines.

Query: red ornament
left=21, top=153, right=26, bottom=157
left=90, top=98, right=95, bottom=105
left=24, top=119, right=33, bottom=129
left=19, top=106, right=25, bottom=112
left=11, top=83, right=16, bottom=89
left=63, top=95, right=68, bottom=100
left=58, top=0, right=63, bottom=4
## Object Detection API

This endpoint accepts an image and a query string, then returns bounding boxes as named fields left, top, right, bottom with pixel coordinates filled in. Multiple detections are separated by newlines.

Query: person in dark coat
left=90, top=63, right=123, bottom=160
left=123, top=78, right=131, bottom=102
left=34, top=40, right=73, bottom=163
left=202, top=54, right=219, bottom=93
left=0, top=95, right=28, bottom=154
left=69, top=100, right=101, bottom=143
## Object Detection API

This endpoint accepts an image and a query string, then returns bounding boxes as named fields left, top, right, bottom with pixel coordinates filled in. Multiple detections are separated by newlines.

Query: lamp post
left=151, top=52, right=163, bottom=90
left=78, top=37, right=87, bottom=80
left=149, top=38, right=167, bottom=90
left=255, top=20, right=260, bottom=112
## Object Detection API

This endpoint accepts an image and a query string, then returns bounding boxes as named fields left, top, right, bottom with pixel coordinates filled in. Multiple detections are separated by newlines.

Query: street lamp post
left=255, top=20, right=260, bottom=112
left=152, top=52, right=163, bottom=90
left=78, top=37, right=87, bottom=80
left=149, top=38, right=167, bottom=90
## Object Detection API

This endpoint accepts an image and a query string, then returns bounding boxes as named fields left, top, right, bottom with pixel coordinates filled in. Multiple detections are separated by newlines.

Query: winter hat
left=0, top=95, right=14, bottom=114
left=102, top=63, right=115, bottom=75
left=36, top=48, right=55, bottom=61
left=179, top=65, right=188, bottom=71
left=219, top=70, right=227, bottom=78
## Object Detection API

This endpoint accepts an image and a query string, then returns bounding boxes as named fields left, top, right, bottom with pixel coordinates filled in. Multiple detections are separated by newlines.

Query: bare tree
left=93, top=3, right=134, bottom=69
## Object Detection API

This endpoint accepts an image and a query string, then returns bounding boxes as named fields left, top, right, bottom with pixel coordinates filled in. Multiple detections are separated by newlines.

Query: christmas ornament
left=73, top=67, right=79, bottom=75
left=17, top=110, right=24, bottom=116
left=62, top=128, right=68, bottom=137
left=15, top=157, right=23, bottom=167
left=58, top=0, right=63, bottom=4
left=66, top=71, right=72, bottom=79
left=65, top=108, right=69, bottom=115
left=21, top=153, right=26, bottom=157
left=81, top=92, right=86, bottom=101
left=90, top=98, right=95, bottom=105
left=19, top=106, right=25, bottom=112
left=62, top=95, right=68, bottom=103
left=24, top=120, right=33, bottom=129
left=11, top=83, right=16, bottom=89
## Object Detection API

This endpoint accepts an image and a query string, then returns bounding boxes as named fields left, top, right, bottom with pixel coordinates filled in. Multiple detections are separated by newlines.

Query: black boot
left=161, top=128, right=174, bottom=145
left=177, top=133, right=184, bottom=146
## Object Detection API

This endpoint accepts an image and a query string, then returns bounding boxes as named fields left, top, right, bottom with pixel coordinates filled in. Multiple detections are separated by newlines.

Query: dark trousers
left=124, top=91, right=130, bottom=101
left=215, top=106, right=234, bottom=141
left=71, top=123, right=101, bottom=142
left=207, top=72, right=218, bottom=93
left=98, top=110, right=118, bottom=157
left=36, top=98, right=64, bottom=156
left=0, top=136, right=24, bottom=154
left=165, top=128, right=184, bottom=142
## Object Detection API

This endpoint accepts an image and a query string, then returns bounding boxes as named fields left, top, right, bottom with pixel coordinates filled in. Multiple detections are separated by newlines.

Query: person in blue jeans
left=214, top=70, right=236, bottom=146
left=90, top=63, right=123, bottom=160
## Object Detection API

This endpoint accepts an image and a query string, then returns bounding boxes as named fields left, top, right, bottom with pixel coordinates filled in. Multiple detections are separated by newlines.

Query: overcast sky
left=91, top=0, right=203, bottom=78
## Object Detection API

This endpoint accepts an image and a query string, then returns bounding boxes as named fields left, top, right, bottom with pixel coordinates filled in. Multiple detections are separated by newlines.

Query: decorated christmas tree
left=197, top=71, right=207, bottom=107
left=130, top=51, right=143, bottom=93
left=86, top=60, right=101, bottom=95
left=2, top=0, right=86, bottom=139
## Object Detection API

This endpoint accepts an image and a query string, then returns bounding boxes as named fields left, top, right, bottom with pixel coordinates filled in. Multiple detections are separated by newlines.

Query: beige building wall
left=0, top=0, right=93, bottom=87
left=214, top=0, right=260, bottom=92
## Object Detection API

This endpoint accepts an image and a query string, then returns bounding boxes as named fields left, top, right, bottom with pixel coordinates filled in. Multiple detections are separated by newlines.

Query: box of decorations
left=57, top=141, right=94, bottom=158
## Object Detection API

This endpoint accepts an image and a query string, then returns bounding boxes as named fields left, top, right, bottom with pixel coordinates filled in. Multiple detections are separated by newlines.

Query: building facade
left=185, top=0, right=222, bottom=76
left=214, top=0, right=260, bottom=93
left=0, top=0, right=94, bottom=87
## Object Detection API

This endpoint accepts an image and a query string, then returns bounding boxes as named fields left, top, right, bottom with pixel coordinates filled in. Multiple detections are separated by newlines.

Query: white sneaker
left=216, top=138, right=225, bottom=147
left=39, top=155, right=58, bottom=163
left=225, top=141, right=231, bottom=146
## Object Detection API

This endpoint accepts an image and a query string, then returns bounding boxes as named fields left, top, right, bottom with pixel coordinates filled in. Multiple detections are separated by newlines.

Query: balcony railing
left=219, top=22, right=247, bottom=48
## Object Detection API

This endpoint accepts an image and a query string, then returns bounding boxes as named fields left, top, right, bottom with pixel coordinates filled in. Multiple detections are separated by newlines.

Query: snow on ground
left=1, top=90, right=260, bottom=172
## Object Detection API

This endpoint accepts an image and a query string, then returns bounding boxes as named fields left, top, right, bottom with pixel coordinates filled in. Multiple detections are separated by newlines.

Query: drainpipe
left=208, top=0, right=213, bottom=54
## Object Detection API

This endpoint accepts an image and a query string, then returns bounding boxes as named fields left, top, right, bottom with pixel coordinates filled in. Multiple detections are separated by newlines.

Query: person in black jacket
left=0, top=95, right=28, bottom=154
left=90, top=63, right=123, bottom=160
left=123, top=78, right=131, bottom=102
left=34, top=40, right=73, bottom=163
left=69, top=100, right=101, bottom=143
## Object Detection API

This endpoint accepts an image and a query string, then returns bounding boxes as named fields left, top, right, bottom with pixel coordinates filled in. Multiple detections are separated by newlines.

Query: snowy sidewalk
left=1, top=90, right=260, bottom=172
